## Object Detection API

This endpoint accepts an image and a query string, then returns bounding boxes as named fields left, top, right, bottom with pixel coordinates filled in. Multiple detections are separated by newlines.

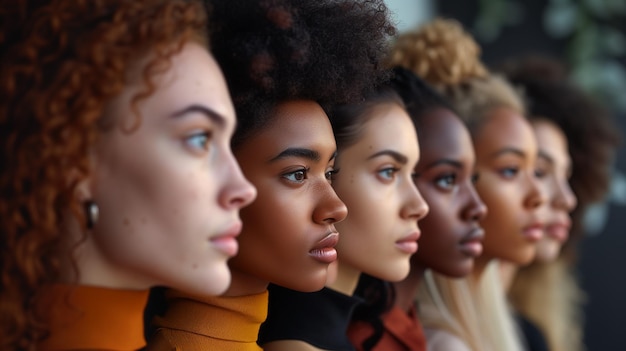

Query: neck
left=393, top=263, right=425, bottom=312
left=223, top=268, right=269, bottom=296
left=471, top=255, right=492, bottom=282
left=499, top=261, right=519, bottom=292
left=326, top=261, right=360, bottom=296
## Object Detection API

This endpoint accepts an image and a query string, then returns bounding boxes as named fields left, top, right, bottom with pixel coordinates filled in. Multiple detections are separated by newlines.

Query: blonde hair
left=509, top=258, right=586, bottom=351
left=392, top=18, right=526, bottom=351
left=418, top=262, right=523, bottom=351
left=388, top=18, right=524, bottom=132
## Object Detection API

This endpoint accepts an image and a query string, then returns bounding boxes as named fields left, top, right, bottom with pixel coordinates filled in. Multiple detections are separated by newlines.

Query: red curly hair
left=0, top=0, right=208, bottom=349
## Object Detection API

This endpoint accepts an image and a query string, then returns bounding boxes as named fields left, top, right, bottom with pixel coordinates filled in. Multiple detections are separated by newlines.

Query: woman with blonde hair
left=389, top=18, right=546, bottom=351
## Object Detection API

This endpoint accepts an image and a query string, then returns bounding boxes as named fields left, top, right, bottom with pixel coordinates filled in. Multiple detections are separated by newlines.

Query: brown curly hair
left=388, top=18, right=524, bottom=133
left=0, top=1, right=207, bottom=349
left=206, top=0, right=397, bottom=147
left=499, top=55, right=622, bottom=254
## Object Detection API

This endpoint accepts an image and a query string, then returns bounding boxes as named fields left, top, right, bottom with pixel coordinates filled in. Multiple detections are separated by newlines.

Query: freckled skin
left=74, top=43, right=256, bottom=296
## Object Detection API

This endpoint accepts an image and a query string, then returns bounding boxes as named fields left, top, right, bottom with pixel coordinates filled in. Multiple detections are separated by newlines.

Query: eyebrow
left=423, top=158, right=464, bottom=170
left=367, top=150, right=409, bottom=164
left=490, top=147, right=526, bottom=159
left=537, top=150, right=555, bottom=165
left=269, top=148, right=337, bottom=163
left=170, top=104, right=226, bottom=128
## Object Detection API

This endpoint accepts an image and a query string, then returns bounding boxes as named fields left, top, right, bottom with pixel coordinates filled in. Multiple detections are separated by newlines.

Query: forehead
left=472, top=107, right=537, bottom=159
left=358, top=103, right=418, bottom=149
left=250, top=100, right=335, bottom=154
left=417, top=107, right=472, bottom=157
left=532, top=119, right=569, bottom=158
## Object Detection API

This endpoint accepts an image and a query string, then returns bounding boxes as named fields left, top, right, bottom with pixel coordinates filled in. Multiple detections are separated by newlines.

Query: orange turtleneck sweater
left=37, top=284, right=149, bottom=351
left=147, top=289, right=268, bottom=351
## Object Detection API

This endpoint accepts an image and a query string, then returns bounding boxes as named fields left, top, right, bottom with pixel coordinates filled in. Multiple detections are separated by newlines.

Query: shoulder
left=424, top=328, right=471, bottom=351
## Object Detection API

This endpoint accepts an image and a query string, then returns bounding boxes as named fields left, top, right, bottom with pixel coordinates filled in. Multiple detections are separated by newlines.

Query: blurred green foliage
left=474, top=0, right=626, bottom=113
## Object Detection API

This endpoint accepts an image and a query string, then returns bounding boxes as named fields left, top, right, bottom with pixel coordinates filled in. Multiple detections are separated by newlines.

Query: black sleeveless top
left=258, top=285, right=363, bottom=350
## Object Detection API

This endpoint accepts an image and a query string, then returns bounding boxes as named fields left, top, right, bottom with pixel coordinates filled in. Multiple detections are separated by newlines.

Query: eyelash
left=378, top=167, right=399, bottom=181
left=184, top=130, right=213, bottom=153
left=435, top=173, right=457, bottom=190
left=498, top=166, right=520, bottom=179
left=282, top=167, right=310, bottom=183
left=471, top=173, right=480, bottom=184
left=326, top=168, right=340, bottom=181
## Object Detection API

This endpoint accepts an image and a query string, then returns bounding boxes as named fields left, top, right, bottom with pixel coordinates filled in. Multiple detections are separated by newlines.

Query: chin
left=535, top=242, right=561, bottom=263
left=274, top=271, right=327, bottom=293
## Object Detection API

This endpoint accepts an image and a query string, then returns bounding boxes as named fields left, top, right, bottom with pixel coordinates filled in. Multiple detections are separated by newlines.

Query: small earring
left=84, top=201, right=99, bottom=229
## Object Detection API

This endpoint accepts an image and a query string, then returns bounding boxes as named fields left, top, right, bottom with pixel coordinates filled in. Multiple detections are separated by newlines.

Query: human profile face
left=333, top=103, right=429, bottom=282
left=412, top=108, right=487, bottom=277
left=532, top=119, right=577, bottom=262
left=472, top=107, right=546, bottom=266
left=230, top=100, right=348, bottom=292
left=84, top=42, right=257, bottom=296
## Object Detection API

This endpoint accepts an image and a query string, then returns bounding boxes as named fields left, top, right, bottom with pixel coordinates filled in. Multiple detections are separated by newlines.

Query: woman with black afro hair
left=146, top=1, right=396, bottom=350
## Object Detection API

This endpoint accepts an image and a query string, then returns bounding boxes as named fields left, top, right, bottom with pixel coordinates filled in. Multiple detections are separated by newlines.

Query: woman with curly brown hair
left=389, top=18, right=546, bottom=351
left=146, top=1, right=396, bottom=350
left=0, top=1, right=257, bottom=350
left=498, top=55, right=621, bottom=351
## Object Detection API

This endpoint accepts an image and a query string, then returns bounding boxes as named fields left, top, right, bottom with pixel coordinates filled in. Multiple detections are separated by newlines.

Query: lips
left=395, top=230, right=421, bottom=254
left=545, top=221, right=571, bottom=242
left=210, top=221, right=242, bottom=257
left=309, top=232, right=339, bottom=264
left=459, top=227, right=484, bottom=257
left=522, top=222, right=544, bottom=242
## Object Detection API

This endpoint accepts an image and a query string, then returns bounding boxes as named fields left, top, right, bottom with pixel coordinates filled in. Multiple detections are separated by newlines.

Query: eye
left=471, top=172, right=480, bottom=184
left=184, top=130, right=212, bottom=153
left=325, top=168, right=340, bottom=182
left=435, top=173, right=457, bottom=190
left=534, top=167, right=548, bottom=179
left=282, top=168, right=309, bottom=183
left=378, top=167, right=399, bottom=181
left=498, top=167, right=519, bottom=179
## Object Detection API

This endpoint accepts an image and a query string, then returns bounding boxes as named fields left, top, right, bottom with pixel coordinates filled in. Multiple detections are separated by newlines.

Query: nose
left=462, top=181, right=487, bottom=222
left=313, top=183, right=348, bottom=225
left=219, top=152, right=257, bottom=210
left=554, top=179, right=577, bottom=212
left=401, top=180, right=429, bottom=222
left=524, top=169, right=547, bottom=210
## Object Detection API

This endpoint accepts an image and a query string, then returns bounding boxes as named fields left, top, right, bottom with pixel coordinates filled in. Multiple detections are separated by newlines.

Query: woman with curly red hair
left=0, top=1, right=256, bottom=350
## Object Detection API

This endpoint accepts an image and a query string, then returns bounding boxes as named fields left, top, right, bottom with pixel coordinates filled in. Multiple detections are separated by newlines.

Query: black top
left=258, top=285, right=364, bottom=351
left=516, top=313, right=550, bottom=351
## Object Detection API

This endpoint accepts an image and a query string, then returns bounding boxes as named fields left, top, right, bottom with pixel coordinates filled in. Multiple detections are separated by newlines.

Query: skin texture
left=75, top=43, right=257, bottom=296
left=532, top=118, right=577, bottom=262
left=472, top=107, right=546, bottom=268
left=332, top=102, right=429, bottom=286
left=412, top=107, right=488, bottom=277
left=228, top=100, right=348, bottom=295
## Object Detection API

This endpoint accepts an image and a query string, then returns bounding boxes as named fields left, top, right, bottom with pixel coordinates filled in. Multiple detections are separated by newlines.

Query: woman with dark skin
left=347, top=68, right=488, bottom=351
left=146, top=1, right=396, bottom=350
left=0, top=1, right=256, bottom=350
